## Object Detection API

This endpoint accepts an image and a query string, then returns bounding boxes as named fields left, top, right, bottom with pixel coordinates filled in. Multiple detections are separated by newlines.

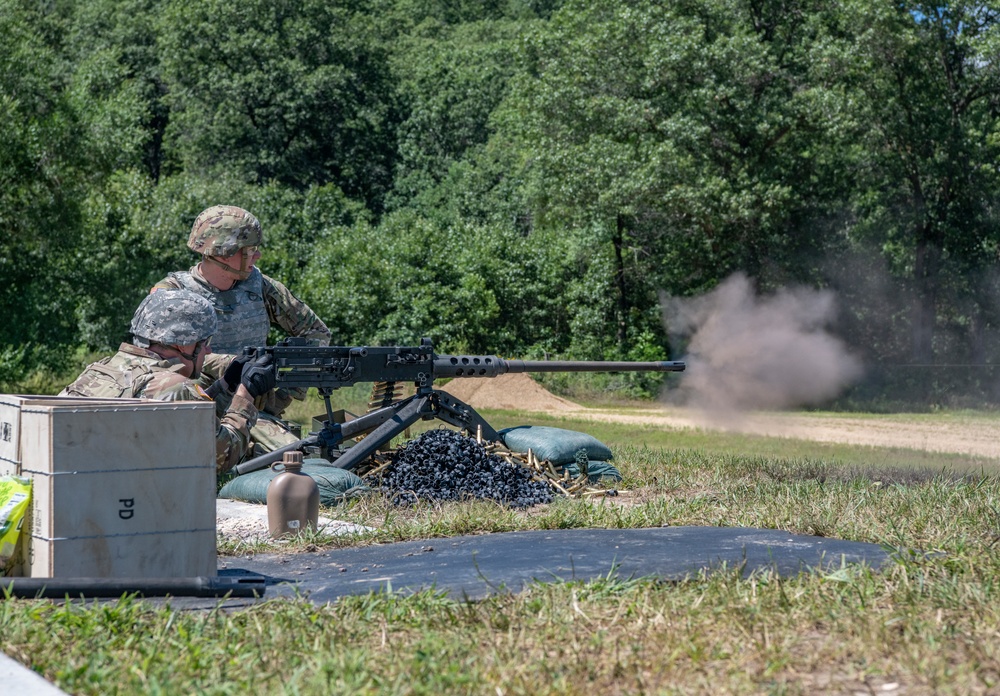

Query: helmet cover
left=187, top=205, right=263, bottom=257
left=131, top=289, right=218, bottom=347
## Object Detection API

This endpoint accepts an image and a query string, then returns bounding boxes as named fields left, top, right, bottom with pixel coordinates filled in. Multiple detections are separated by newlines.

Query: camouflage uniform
left=61, top=345, right=258, bottom=475
left=61, top=291, right=260, bottom=475
left=151, top=205, right=330, bottom=454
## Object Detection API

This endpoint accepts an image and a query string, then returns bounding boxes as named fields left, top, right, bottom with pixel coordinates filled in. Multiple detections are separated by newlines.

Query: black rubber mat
left=219, top=526, right=894, bottom=603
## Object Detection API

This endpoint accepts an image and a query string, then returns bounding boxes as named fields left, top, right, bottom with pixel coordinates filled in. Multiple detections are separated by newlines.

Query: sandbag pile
left=500, top=425, right=622, bottom=482
left=218, top=460, right=367, bottom=506
left=377, top=429, right=554, bottom=508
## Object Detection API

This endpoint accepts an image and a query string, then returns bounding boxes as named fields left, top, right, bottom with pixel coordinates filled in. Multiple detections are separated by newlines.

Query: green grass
left=478, top=407, right=1000, bottom=475
left=3, top=402, right=1000, bottom=694
left=287, top=389, right=1000, bottom=475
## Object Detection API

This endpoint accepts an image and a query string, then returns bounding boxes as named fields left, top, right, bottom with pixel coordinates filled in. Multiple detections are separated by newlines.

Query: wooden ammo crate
left=0, top=395, right=217, bottom=578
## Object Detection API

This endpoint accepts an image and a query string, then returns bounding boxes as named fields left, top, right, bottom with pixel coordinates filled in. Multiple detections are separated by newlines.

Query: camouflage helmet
left=187, top=205, right=263, bottom=257
left=130, top=289, right=218, bottom=348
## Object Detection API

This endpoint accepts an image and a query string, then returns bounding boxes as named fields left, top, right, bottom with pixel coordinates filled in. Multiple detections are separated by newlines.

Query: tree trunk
left=911, top=234, right=940, bottom=365
left=613, top=214, right=629, bottom=352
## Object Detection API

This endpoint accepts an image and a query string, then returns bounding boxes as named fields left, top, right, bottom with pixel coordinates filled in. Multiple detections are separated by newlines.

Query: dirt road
left=563, top=406, right=1000, bottom=460
left=440, top=373, right=1000, bottom=460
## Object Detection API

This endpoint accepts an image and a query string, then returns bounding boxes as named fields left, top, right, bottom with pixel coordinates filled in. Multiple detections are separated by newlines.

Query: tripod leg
left=431, top=391, right=501, bottom=441
left=331, top=396, right=431, bottom=471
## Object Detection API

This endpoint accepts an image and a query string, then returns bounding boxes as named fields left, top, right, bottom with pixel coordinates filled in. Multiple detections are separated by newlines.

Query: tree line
left=2, top=0, right=999, bottom=405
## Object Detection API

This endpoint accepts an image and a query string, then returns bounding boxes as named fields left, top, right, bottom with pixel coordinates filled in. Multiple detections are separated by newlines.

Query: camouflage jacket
left=59, top=344, right=258, bottom=475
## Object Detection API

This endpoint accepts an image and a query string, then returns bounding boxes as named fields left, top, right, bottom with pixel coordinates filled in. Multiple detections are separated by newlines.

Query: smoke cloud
left=661, top=273, right=863, bottom=422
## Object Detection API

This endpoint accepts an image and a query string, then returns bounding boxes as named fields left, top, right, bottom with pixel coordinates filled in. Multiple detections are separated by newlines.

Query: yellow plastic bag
left=0, top=476, right=31, bottom=576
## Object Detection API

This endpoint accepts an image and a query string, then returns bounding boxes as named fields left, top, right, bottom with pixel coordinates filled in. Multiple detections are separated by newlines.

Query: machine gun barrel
left=432, top=356, right=685, bottom=378
left=234, top=338, right=686, bottom=475
left=256, top=340, right=686, bottom=390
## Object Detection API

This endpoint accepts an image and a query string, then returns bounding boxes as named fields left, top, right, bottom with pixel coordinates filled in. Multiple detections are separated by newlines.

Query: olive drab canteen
left=130, top=289, right=218, bottom=348
left=187, top=205, right=263, bottom=257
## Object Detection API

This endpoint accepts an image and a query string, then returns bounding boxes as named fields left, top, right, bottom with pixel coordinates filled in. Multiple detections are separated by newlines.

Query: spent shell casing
left=550, top=479, right=571, bottom=496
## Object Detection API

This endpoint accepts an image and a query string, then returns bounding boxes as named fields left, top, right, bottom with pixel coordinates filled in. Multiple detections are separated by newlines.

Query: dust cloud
left=661, top=273, right=863, bottom=425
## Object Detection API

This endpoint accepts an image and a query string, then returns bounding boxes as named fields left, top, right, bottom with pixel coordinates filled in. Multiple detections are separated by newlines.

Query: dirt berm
left=440, top=373, right=581, bottom=413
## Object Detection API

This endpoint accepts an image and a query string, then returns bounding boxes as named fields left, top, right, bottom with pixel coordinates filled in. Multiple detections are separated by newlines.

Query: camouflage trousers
left=249, top=413, right=302, bottom=456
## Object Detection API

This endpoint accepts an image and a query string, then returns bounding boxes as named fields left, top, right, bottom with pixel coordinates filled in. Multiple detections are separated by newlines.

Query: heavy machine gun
left=233, top=338, right=685, bottom=475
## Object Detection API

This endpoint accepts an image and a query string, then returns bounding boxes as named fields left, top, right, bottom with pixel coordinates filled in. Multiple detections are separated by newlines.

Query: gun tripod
left=234, top=386, right=499, bottom=476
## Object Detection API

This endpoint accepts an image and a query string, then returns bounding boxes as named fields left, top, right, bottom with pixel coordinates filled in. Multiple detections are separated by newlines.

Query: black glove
left=240, top=354, right=277, bottom=398
left=203, top=379, right=226, bottom=400
left=223, top=353, right=254, bottom=392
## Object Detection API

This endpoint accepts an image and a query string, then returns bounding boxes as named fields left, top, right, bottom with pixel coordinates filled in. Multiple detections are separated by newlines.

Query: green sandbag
left=562, top=460, right=623, bottom=483
left=500, top=425, right=613, bottom=465
left=218, top=459, right=367, bottom=506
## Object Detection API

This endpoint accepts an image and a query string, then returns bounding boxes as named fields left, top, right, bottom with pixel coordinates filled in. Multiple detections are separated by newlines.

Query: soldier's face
left=217, top=246, right=261, bottom=277
left=174, top=340, right=212, bottom=378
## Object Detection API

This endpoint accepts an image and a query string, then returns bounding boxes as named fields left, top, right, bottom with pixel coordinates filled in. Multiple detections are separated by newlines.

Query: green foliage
left=387, top=18, right=536, bottom=210
left=0, top=344, right=95, bottom=395
left=823, top=2, right=1000, bottom=369
left=157, top=0, right=398, bottom=211
left=497, top=0, right=851, bottom=283
left=0, top=0, right=148, bottom=354
left=380, top=0, right=564, bottom=26
left=482, top=0, right=857, bottom=367
left=62, top=0, right=169, bottom=179
left=297, top=211, right=574, bottom=353
left=3, top=0, right=1000, bottom=405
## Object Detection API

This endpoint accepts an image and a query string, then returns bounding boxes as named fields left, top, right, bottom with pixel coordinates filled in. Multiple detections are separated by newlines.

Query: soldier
left=60, top=290, right=277, bottom=475
left=151, top=204, right=330, bottom=454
